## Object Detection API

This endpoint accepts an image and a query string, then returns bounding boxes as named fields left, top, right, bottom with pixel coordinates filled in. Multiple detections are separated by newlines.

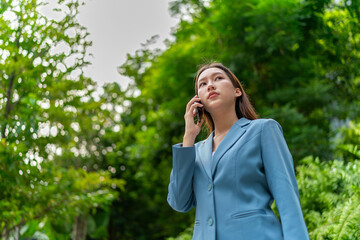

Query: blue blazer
left=167, top=117, right=309, bottom=240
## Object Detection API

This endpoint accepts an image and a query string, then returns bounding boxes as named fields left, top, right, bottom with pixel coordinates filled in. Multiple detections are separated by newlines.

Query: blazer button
left=208, top=218, right=213, bottom=226
left=208, top=183, right=212, bottom=191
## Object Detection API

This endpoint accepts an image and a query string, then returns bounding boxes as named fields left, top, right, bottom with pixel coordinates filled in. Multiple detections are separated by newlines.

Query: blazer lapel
left=197, top=131, right=214, bottom=180
left=211, top=117, right=251, bottom=177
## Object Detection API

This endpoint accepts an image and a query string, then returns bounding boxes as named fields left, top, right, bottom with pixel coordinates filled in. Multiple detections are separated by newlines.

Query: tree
left=0, top=0, right=123, bottom=239
left=114, top=0, right=360, bottom=238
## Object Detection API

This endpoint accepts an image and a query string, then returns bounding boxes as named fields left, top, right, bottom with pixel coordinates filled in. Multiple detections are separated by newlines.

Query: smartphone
left=195, top=101, right=203, bottom=123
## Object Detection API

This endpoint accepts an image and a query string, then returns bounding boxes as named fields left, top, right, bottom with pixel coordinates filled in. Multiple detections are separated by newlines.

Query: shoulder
left=250, top=118, right=283, bottom=133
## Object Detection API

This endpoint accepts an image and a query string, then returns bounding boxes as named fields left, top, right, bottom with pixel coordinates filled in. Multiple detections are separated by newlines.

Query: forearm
left=167, top=143, right=196, bottom=212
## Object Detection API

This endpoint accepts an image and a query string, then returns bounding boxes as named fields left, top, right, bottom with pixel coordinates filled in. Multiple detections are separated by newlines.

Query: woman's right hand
left=183, top=95, right=204, bottom=147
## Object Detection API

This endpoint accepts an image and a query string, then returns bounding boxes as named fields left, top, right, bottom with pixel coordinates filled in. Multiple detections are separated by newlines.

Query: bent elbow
left=167, top=193, right=194, bottom=213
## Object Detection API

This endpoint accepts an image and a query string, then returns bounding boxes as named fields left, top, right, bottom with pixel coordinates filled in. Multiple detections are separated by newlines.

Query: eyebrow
left=198, top=71, right=225, bottom=84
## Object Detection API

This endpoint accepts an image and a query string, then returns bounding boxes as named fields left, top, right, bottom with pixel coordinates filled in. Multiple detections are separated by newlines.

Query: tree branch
left=1, top=22, right=23, bottom=139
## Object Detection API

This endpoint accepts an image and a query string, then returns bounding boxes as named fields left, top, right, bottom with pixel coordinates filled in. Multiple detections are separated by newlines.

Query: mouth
left=208, top=92, right=219, bottom=99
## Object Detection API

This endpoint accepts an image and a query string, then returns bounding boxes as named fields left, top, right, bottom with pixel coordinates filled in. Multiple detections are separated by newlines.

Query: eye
left=215, top=76, right=223, bottom=80
left=199, top=82, right=206, bottom=87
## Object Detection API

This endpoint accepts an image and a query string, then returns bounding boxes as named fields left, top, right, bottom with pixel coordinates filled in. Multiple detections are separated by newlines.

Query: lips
left=208, top=91, right=219, bottom=99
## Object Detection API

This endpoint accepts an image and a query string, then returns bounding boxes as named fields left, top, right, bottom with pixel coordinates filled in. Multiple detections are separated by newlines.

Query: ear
left=234, top=88, right=242, bottom=97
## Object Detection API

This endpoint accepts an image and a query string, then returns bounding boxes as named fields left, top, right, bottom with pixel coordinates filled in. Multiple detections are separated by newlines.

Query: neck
left=211, top=109, right=239, bottom=137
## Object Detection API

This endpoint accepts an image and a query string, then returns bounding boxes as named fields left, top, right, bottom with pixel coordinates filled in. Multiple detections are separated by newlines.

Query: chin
left=205, top=104, right=223, bottom=113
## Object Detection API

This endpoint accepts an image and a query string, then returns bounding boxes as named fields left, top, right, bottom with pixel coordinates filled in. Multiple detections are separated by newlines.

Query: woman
left=167, top=63, right=309, bottom=240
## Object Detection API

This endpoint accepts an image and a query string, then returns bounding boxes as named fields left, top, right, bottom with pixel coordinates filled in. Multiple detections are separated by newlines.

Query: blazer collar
left=198, top=117, right=251, bottom=179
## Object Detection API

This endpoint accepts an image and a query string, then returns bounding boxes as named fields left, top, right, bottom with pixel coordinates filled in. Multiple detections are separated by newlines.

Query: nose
left=207, top=81, right=215, bottom=91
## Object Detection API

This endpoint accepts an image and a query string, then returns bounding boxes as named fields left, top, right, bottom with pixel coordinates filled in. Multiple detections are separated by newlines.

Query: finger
left=186, top=96, right=198, bottom=109
left=184, top=104, right=200, bottom=120
left=189, top=102, right=203, bottom=112
left=190, top=107, right=202, bottom=118
left=185, top=101, right=202, bottom=114
left=186, top=96, right=201, bottom=111
left=186, top=99, right=200, bottom=113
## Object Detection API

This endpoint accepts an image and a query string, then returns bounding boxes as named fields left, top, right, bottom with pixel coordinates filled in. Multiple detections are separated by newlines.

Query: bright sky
left=39, top=0, right=179, bottom=90
left=77, top=0, right=179, bottom=89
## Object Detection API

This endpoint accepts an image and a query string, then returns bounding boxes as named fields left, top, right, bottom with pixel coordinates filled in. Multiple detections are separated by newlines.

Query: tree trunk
left=1, top=228, right=9, bottom=240
left=1, top=223, right=21, bottom=240
left=13, top=224, right=20, bottom=240
left=72, top=215, right=88, bottom=240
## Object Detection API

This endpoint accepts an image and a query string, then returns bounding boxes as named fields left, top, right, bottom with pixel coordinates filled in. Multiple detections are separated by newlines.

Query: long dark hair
left=195, top=63, right=258, bottom=134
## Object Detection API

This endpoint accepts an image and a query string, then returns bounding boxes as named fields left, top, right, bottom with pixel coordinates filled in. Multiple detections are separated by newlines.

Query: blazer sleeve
left=167, top=143, right=196, bottom=212
left=261, top=119, right=310, bottom=240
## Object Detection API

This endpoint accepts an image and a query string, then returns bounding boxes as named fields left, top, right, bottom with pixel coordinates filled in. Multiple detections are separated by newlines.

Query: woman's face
left=197, top=67, right=242, bottom=114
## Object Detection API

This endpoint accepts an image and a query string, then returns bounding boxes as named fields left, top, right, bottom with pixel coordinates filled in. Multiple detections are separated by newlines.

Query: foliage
left=1, top=0, right=360, bottom=239
left=333, top=121, right=360, bottom=161
left=114, top=0, right=360, bottom=239
left=166, top=227, right=193, bottom=240
left=298, top=157, right=360, bottom=239
left=0, top=0, right=124, bottom=239
left=297, top=120, right=360, bottom=239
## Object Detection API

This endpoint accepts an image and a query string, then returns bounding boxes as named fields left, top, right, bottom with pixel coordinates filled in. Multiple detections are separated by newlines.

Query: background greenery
left=1, top=0, right=359, bottom=239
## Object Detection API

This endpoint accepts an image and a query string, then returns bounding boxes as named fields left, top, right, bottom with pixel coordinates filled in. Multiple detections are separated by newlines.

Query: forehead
left=198, top=67, right=226, bottom=82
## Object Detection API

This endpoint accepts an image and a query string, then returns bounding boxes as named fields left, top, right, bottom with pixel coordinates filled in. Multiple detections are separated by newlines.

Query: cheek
left=197, top=88, right=207, bottom=99
left=222, top=82, right=236, bottom=93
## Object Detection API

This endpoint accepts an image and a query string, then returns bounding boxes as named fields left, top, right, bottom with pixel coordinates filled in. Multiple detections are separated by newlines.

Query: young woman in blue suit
left=167, top=63, right=310, bottom=240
